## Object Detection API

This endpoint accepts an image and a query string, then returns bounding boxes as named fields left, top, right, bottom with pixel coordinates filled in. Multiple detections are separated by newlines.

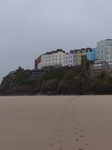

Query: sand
left=0, top=95, right=112, bottom=150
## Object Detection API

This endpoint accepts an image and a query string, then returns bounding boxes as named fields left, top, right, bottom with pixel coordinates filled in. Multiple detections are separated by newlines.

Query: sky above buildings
left=0, top=0, right=112, bottom=82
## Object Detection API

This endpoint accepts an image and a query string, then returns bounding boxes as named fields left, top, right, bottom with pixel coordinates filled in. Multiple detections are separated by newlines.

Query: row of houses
left=35, top=48, right=97, bottom=70
left=34, top=39, right=112, bottom=70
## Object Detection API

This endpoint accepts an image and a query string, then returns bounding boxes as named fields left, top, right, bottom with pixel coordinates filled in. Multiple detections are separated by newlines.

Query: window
left=101, top=50, right=103, bottom=54
left=108, top=64, right=112, bottom=69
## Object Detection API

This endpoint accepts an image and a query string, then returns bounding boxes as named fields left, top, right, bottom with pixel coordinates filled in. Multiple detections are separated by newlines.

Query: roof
left=106, top=39, right=112, bottom=41
left=45, top=49, right=65, bottom=55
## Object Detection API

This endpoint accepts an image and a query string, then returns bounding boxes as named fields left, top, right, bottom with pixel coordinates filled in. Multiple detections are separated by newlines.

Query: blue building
left=84, top=48, right=97, bottom=61
left=73, top=49, right=80, bottom=66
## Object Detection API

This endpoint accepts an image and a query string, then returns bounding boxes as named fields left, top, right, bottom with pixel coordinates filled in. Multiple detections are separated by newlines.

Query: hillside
left=0, top=65, right=112, bottom=95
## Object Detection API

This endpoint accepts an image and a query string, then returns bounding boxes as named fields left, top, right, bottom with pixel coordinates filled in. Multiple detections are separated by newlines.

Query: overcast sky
left=0, top=0, right=112, bottom=83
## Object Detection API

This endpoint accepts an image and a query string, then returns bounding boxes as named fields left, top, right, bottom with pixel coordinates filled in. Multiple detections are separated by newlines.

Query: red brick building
left=34, top=56, right=41, bottom=70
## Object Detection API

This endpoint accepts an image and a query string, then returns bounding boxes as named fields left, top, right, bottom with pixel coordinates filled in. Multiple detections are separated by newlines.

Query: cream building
left=40, top=49, right=67, bottom=68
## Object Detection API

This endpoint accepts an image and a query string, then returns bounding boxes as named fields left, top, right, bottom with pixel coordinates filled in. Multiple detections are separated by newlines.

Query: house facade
left=78, top=49, right=85, bottom=65
left=97, top=39, right=112, bottom=61
left=34, top=56, right=41, bottom=70
left=68, top=50, right=73, bottom=67
left=36, top=49, right=67, bottom=69
left=63, top=53, right=68, bottom=66
left=84, top=48, right=97, bottom=61
left=106, top=45, right=112, bottom=63
left=73, top=49, right=80, bottom=66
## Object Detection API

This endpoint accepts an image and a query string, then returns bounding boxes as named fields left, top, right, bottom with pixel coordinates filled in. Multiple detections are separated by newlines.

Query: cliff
left=0, top=66, right=112, bottom=95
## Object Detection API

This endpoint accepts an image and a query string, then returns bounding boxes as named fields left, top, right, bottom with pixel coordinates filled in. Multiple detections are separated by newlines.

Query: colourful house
left=34, top=56, right=41, bottom=70
left=68, top=50, right=73, bottom=67
left=73, top=49, right=80, bottom=66
left=78, top=49, right=85, bottom=66
left=84, top=48, right=97, bottom=61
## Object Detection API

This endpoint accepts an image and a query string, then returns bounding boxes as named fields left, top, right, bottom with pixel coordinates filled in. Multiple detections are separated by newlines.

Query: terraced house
left=35, top=47, right=97, bottom=70
left=106, top=45, right=112, bottom=63
left=73, top=49, right=80, bottom=66
left=68, top=50, right=73, bottom=67
left=78, top=48, right=85, bottom=66
left=35, top=49, right=68, bottom=69
left=84, top=48, right=97, bottom=61
left=34, top=56, right=41, bottom=70
left=97, top=39, right=112, bottom=61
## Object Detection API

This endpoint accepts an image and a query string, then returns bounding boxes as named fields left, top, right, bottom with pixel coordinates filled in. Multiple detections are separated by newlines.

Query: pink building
left=68, top=50, right=74, bottom=67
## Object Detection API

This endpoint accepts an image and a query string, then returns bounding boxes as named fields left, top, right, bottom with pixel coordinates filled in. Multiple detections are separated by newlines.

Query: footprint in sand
left=80, top=136, right=84, bottom=138
left=54, top=128, right=57, bottom=130
left=59, top=141, right=63, bottom=143
left=58, top=135, right=62, bottom=137
left=76, top=133, right=78, bottom=135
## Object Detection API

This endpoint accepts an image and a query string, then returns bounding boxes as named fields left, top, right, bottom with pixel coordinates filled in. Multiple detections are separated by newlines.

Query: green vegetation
left=13, top=70, right=32, bottom=84
left=1, top=64, right=112, bottom=95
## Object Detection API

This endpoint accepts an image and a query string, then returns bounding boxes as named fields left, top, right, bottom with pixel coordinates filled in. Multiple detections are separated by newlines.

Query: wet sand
left=0, top=95, right=112, bottom=150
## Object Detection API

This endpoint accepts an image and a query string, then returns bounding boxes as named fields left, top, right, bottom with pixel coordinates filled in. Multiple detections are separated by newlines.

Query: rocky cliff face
left=0, top=67, right=112, bottom=95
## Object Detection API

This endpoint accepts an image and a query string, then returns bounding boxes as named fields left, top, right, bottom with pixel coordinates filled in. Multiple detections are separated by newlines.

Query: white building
left=40, top=49, right=67, bottom=68
left=97, top=39, right=112, bottom=61
left=63, top=53, right=68, bottom=66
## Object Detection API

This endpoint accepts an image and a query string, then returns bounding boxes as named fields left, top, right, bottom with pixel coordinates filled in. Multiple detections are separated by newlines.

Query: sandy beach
left=0, top=95, right=112, bottom=150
